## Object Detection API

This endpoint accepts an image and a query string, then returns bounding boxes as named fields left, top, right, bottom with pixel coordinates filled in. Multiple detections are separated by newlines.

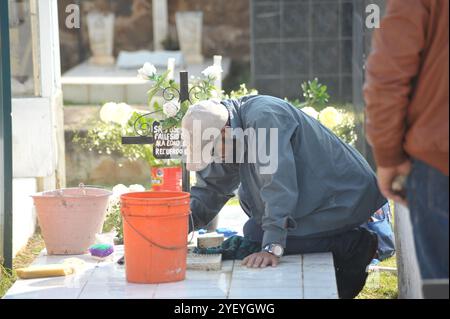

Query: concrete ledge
left=395, top=203, right=423, bottom=299
left=62, top=59, right=231, bottom=105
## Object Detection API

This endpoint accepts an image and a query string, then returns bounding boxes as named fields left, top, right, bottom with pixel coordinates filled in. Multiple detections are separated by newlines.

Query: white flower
left=163, top=100, right=181, bottom=118
left=112, top=184, right=129, bottom=198
left=301, top=107, right=319, bottom=120
left=99, top=102, right=117, bottom=124
left=138, top=62, right=157, bottom=80
left=100, top=102, right=133, bottom=127
left=129, top=184, right=146, bottom=192
left=201, top=65, right=223, bottom=78
left=319, top=107, right=344, bottom=129
left=113, top=103, right=133, bottom=127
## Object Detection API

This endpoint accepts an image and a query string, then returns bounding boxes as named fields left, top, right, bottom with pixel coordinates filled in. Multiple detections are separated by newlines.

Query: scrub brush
left=89, top=244, right=114, bottom=260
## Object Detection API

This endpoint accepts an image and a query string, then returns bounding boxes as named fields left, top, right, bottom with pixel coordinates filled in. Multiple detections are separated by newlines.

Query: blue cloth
left=363, top=202, right=396, bottom=261
left=406, top=159, right=449, bottom=280
left=216, top=228, right=238, bottom=238
left=190, top=95, right=386, bottom=249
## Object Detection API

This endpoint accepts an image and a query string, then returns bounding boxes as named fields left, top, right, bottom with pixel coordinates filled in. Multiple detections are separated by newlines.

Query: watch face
left=273, top=245, right=283, bottom=257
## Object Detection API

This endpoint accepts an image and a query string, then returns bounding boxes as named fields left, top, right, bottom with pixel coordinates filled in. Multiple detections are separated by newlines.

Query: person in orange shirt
left=364, top=0, right=449, bottom=284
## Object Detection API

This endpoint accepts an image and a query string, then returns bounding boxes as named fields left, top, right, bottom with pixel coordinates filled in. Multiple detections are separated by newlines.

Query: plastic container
left=151, top=166, right=182, bottom=192
left=32, top=186, right=112, bottom=255
left=121, top=191, right=190, bottom=284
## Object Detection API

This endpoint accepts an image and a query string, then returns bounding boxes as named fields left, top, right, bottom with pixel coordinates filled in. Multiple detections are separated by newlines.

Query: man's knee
left=243, top=218, right=264, bottom=243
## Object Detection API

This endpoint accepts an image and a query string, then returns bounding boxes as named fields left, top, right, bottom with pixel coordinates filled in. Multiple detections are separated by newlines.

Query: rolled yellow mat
left=16, top=264, right=75, bottom=280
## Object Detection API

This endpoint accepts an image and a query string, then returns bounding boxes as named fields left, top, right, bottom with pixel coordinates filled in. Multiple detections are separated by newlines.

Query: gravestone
left=86, top=12, right=115, bottom=65
left=176, top=11, right=204, bottom=64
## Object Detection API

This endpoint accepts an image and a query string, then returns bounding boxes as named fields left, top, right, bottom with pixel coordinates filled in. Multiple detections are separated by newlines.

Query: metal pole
left=179, top=71, right=190, bottom=193
left=0, top=0, right=14, bottom=270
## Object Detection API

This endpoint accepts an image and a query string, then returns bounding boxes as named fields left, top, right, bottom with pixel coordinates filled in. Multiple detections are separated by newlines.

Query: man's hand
left=377, top=160, right=412, bottom=206
left=242, top=252, right=279, bottom=268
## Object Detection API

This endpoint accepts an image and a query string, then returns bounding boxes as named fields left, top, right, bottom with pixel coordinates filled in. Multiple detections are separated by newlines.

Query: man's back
left=191, top=96, right=386, bottom=240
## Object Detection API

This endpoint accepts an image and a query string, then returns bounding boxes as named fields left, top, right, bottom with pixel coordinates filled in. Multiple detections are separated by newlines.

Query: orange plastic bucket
left=151, top=166, right=182, bottom=192
left=120, top=191, right=190, bottom=284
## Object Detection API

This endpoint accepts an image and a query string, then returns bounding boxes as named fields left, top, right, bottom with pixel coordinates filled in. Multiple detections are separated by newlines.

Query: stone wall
left=250, top=0, right=354, bottom=102
left=58, top=0, right=250, bottom=72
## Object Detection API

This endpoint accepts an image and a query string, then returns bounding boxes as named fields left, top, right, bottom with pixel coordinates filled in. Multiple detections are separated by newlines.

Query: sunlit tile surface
left=4, top=206, right=337, bottom=299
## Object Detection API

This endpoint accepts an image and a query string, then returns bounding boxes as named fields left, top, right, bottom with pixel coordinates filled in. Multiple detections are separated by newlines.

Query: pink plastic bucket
left=32, top=187, right=112, bottom=255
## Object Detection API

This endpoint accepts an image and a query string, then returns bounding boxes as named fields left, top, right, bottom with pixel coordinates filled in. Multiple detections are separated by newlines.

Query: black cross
left=122, top=71, right=191, bottom=192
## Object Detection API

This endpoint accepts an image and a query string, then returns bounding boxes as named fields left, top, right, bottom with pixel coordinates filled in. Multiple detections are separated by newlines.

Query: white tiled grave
left=4, top=205, right=338, bottom=299
left=3, top=246, right=337, bottom=299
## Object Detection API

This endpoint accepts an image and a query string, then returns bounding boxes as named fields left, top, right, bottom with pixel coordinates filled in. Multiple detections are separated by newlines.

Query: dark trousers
left=406, top=159, right=449, bottom=280
left=243, top=218, right=375, bottom=269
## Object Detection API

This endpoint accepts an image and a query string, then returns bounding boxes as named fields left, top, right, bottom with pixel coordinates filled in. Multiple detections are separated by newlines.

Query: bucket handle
left=122, top=212, right=195, bottom=251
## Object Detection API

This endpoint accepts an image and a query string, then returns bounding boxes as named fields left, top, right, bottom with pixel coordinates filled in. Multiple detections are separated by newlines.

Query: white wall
left=8, top=0, right=64, bottom=256
left=12, top=98, right=57, bottom=178
left=12, top=179, right=37, bottom=256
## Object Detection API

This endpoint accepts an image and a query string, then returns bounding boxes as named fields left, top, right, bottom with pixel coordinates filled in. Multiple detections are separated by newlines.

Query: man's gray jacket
left=190, top=95, right=386, bottom=248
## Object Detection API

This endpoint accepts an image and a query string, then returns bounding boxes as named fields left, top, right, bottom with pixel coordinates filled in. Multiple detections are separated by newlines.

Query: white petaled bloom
left=301, top=107, right=319, bottom=120
left=100, top=102, right=133, bottom=127
left=112, top=184, right=129, bottom=199
left=111, top=103, right=133, bottom=127
left=201, top=65, right=223, bottom=79
left=129, top=184, right=146, bottom=192
left=100, top=102, right=118, bottom=124
left=319, top=107, right=344, bottom=129
left=138, top=62, right=157, bottom=80
left=163, top=100, right=181, bottom=118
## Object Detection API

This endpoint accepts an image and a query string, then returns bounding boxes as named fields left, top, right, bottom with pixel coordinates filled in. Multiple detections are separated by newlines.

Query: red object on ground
left=151, top=166, right=182, bottom=192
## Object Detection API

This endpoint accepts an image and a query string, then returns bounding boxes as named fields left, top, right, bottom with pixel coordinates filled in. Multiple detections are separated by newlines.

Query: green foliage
left=357, top=256, right=398, bottom=299
left=102, top=200, right=123, bottom=243
left=0, top=265, right=16, bottom=298
left=300, top=78, right=331, bottom=111
left=332, top=111, right=358, bottom=146
left=288, top=79, right=357, bottom=146
left=73, top=117, right=165, bottom=167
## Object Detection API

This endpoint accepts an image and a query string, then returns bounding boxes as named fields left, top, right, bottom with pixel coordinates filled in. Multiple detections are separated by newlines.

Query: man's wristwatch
left=263, top=243, right=284, bottom=257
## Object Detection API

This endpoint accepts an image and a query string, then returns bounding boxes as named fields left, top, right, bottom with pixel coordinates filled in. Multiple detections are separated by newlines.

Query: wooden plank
left=187, top=253, right=222, bottom=271
left=197, top=233, right=224, bottom=249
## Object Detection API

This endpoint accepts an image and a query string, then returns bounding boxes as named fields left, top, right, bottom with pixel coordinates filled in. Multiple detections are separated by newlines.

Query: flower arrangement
left=137, top=62, right=220, bottom=130
left=73, top=62, right=223, bottom=168
left=102, top=184, right=146, bottom=243
left=291, top=79, right=357, bottom=146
